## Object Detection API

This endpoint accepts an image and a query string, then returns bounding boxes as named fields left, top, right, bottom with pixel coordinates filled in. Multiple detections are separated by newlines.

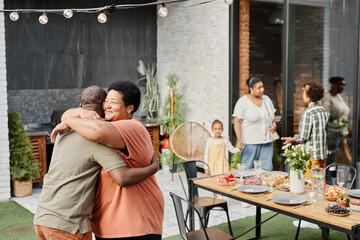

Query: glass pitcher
left=311, top=167, right=325, bottom=197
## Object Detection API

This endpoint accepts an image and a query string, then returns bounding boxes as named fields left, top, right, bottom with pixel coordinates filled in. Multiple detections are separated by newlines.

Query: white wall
left=0, top=7, right=10, bottom=201
left=157, top=0, right=230, bottom=135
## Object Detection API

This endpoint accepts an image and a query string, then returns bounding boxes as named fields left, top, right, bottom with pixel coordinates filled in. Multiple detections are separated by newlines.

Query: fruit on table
left=217, top=173, right=236, bottom=185
left=326, top=204, right=350, bottom=214
left=337, top=197, right=350, bottom=203
left=350, top=201, right=360, bottom=206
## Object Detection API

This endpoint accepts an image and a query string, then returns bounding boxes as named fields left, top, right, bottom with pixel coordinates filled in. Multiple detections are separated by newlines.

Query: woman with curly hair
left=282, top=81, right=329, bottom=179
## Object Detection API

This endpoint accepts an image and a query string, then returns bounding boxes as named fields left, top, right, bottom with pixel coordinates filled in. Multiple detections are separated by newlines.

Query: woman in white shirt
left=232, top=77, right=277, bottom=171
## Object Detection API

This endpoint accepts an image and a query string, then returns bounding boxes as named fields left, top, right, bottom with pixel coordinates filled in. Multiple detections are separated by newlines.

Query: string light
left=158, top=3, right=168, bottom=18
left=97, top=13, right=107, bottom=23
left=1, top=0, right=223, bottom=23
left=9, top=11, right=19, bottom=21
left=39, top=12, right=48, bottom=24
left=63, top=9, right=73, bottom=19
left=224, top=0, right=233, bottom=5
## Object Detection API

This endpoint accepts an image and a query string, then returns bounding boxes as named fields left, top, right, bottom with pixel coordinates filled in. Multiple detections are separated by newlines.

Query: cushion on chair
left=187, top=227, right=233, bottom=240
left=194, top=197, right=227, bottom=208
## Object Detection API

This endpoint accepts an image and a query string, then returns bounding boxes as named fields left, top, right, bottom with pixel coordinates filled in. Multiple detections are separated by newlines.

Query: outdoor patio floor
left=12, top=167, right=262, bottom=238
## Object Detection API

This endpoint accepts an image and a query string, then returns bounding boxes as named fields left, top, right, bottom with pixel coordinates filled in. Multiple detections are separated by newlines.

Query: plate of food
left=217, top=173, right=236, bottom=185
left=244, top=176, right=262, bottom=185
left=336, top=197, right=350, bottom=208
left=272, top=195, right=306, bottom=205
left=325, top=204, right=350, bottom=217
left=237, top=185, right=269, bottom=194
left=346, top=189, right=360, bottom=198
left=227, top=170, right=254, bottom=178
left=276, top=182, right=290, bottom=191
left=262, top=173, right=286, bottom=187
left=324, top=185, right=346, bottom=201
left=349, top=201, right=360, bottom=211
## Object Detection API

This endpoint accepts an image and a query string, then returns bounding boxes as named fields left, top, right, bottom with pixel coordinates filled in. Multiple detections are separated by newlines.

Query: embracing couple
left=34, top=81, right=164, bottom=240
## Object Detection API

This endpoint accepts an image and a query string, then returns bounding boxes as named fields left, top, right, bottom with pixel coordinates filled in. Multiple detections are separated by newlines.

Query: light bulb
left=39, top=13, right=48, bottom=24
left=63, top=9, right=73, bottom=19
left=9, top=12, right=19, bottom=21
left=224, top=0, right=233, bottom=5
left=97, top=13, right=107, bottom=23
left=158, top=5, right=168, bottom=18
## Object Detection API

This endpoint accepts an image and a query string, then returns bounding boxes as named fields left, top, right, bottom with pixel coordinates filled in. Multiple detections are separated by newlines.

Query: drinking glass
left=237, top=163, right=246, bottom=184
left=307, top=190, right=317, bottom=203
left=337, top=169, right=345, bottom=188
left=254, top=160, right=262, bottom=176
left=267, top=173, right=275, bottom=192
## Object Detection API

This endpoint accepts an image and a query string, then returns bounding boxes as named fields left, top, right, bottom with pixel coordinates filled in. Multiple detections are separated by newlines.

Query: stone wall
left=157, top=0, right=230, bottom=136
left=0, top=5, right=10, bottom=201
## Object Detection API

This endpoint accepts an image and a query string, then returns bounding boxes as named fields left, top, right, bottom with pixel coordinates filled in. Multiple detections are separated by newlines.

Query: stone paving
left=12, top=167, right=262, bottom=238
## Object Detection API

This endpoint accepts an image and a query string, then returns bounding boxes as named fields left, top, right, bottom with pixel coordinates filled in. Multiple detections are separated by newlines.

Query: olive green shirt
left=34, top=131, right=126, bottom=234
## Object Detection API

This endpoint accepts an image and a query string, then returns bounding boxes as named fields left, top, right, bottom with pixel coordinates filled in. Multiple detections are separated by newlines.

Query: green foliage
left=160, top=152, right=184, bottom=171
left=8, top=112, right=40, bottom=181
left=281, top=144, right=315, bottom=179
left=231, top=141, right=242, bottom=169
left=137, top=64, right=159, bottom=118
left=157, top=72, right=185, bottom=137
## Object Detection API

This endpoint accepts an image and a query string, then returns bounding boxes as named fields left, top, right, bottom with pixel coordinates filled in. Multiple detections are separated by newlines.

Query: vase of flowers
left=282, top=144, right=316, bottom=194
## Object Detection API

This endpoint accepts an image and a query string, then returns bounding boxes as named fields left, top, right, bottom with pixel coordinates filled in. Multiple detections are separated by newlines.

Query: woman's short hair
left=246, top=77, right=263, bottom=93
left=302, top=81, right=324, bottom=102
left=212, top=119, right=223, bottom=128
left=329, top=76, right=345, bottom=85
left=108, top=81, right=141, bottom=113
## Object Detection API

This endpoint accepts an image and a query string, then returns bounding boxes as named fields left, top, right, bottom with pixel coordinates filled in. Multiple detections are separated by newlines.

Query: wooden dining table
left=189, top=175, right=360, bottom=240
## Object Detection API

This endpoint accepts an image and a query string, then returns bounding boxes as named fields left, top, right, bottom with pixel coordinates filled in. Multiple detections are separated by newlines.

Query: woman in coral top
left=53, top=81, right=164, bottom=240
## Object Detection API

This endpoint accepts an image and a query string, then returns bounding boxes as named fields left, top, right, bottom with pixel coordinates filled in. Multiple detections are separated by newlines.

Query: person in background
left=282, top=81, right=329, bottom=180
left=51, top=81, right=164, bottom=240
left=204, top=119, right=240, bottom=176
left=34, top=86, right=159, bottom=240
left=322, top=76, right=351, bottom=165
left=232, top=77, right=277, bottom=171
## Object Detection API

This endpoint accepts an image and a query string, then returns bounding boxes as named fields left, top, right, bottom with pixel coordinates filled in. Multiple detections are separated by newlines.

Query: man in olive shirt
left=34, top=86, right=158, bottom=240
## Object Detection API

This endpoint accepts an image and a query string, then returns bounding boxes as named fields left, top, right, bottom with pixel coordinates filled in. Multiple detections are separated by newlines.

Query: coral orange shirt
left=91, top=119, right=164, bottom=238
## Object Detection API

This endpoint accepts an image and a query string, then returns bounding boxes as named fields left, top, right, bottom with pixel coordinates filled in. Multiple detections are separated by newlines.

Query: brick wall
left=239, top=0, right=250, bottom=97
left=0, top=5, right=10, bottom=201
left=8, top=89, right=83, bottom=125
left=292, top=6, right=324, bottom=130
left=157, top=0, right=230, bottom=134
left=250, top=2, right=282, bottom=114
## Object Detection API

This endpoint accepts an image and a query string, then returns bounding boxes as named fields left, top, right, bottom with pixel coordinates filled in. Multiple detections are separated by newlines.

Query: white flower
left=292, top=152, right=296, bottom=156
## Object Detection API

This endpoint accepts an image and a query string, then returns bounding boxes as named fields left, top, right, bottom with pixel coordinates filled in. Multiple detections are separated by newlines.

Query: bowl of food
left=349, top=201, right=360, bottom=211
left=325, top=204, right=350, bottom=216
left=336, top=197, right=350, bottom=207
left=262, top=173, right=285, bottom=187
left=217, top=173, right=236, bottom=186
left=323, top=185, right=346, bottom=201
left=244, top=176, right=262, bottom=185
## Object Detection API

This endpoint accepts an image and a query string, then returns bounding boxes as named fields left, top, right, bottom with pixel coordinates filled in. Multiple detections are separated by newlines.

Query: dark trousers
left=95, top=234, right=161, bottom=240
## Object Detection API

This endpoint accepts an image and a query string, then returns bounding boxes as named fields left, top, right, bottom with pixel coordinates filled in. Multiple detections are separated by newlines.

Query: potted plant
left=137, top=63, right=159, bottom=119
left=231, top=141, right=242, bottom=169
left=281, top=144, right=316, bottom=194
left=158, top=73, right=185, bottom=171
left=8, top=112, right=40, bottom=197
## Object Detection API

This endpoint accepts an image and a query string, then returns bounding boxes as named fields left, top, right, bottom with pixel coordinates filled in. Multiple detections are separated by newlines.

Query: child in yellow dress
left=204, top=120, right=240, bottom=176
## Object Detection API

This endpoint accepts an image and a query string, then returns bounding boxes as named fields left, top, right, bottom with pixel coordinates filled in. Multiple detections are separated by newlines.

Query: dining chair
left=170, top=192, right=233, bottom=240
left=177, top=160, right=233, bottom=237
left=325, top=163, right=357, bottom=189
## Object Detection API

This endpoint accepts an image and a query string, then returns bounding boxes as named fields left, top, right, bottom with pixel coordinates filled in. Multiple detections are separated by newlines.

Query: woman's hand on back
left=51, top=122, right=71, bottom=143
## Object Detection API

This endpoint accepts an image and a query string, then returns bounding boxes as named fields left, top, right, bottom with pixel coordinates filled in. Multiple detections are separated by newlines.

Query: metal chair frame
left=177, top=160, right=233, bottom=236
left=170, top=192, right=233, bottom=240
